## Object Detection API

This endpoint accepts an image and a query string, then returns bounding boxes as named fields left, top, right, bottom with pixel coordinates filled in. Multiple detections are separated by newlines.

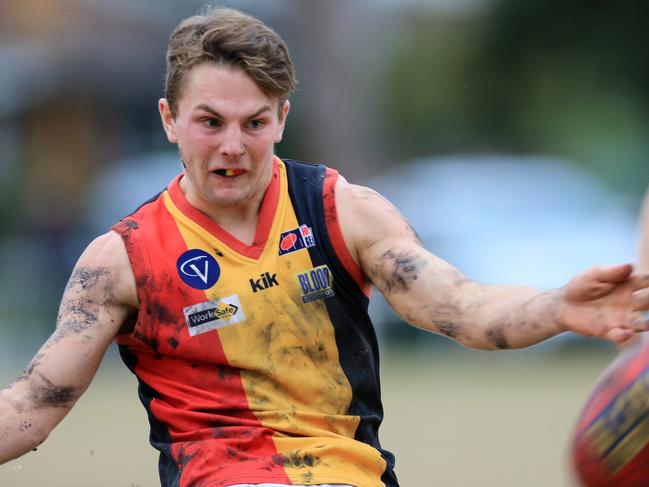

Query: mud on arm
left=0, top=231, right=136, bottom=464
left=335, top=181, right=572, bottom=350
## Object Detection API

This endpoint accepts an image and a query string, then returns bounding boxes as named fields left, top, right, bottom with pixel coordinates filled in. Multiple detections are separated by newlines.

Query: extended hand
left=558, top=264, right=649, bottom=343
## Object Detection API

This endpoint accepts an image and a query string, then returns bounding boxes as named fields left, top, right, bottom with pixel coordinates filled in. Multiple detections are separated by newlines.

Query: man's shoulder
left=77, top=231, right=138, bottom=309
left=281, top=158, right=326, bottom=172
left=281, top=158, right=333, bottom=188
left=83, top=231, right=131, bottom=269
left=281, top=157, right=323, bottom=167
left=111, top=188, right=169, bottom=237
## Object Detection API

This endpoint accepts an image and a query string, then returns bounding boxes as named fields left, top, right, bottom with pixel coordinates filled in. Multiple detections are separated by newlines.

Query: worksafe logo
left=182, top=294, right=245, bottom=336
left=176, top=249, right=220, bottom=290
left=295, top=265, right=335, bottom=303
left=279, top=224, right=315, bottom=255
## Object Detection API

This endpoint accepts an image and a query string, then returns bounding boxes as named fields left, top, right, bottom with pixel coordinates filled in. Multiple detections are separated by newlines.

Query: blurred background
left=1, top=0, right=647, bottom=485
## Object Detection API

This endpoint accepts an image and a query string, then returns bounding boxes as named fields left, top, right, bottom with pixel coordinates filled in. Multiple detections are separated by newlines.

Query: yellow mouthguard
left=225, top=169, right=235, bottom=176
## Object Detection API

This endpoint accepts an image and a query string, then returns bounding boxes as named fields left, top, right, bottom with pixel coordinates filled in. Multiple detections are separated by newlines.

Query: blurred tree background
left=380, top=0, right=649, bottom=193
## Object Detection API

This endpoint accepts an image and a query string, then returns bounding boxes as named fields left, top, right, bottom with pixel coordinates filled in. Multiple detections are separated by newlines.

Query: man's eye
left=247, top=119, right=265, bottom=129
left=202, top=118, right=221, bottom=128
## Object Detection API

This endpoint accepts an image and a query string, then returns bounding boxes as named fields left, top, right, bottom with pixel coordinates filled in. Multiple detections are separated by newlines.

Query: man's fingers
left=603, top=327, right=635, bottom=343
left=629, top=273, right=649, bottom=291
left=626, top=314, right=649, bottom=332
left=566, top=264, right=633, bottom=301
left=588, top=264, right=633, bottom=284
left=632, top=288, right=649, bottom=311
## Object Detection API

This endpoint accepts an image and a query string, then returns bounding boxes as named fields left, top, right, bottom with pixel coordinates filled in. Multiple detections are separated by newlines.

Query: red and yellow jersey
left=113, top=157, right=398, bottom=487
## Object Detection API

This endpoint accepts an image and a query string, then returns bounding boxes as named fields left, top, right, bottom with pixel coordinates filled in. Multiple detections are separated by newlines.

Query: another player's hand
left=557, top=264, right=649, bottom=343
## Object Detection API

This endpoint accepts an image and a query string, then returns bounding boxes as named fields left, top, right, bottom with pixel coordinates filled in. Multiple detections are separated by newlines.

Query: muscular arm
left=336, top=179, right=649, bottom=349
left=0, top=231, right=137, bottom=464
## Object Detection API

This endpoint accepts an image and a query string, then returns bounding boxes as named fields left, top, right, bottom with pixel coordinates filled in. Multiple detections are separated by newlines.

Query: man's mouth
left=213, top=169, right=246, bottom=177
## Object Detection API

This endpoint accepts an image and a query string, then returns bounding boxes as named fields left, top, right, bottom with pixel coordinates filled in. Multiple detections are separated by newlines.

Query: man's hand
left=557, top=264, right=649, bottom=343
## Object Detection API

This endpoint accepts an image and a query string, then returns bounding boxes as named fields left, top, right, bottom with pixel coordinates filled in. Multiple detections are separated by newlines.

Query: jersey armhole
left=323, top=167, right=372, bottom=299
left=111, top=219, right=151, bottom=342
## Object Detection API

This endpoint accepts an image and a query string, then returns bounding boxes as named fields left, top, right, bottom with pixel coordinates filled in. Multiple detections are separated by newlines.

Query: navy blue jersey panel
left=283, top=159, right=399, bottom=486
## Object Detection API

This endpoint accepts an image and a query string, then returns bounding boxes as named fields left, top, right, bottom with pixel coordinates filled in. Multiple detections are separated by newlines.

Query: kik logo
left=176, top=249, right=221, bottom=290
left=249, top=272, right=279, bottom=293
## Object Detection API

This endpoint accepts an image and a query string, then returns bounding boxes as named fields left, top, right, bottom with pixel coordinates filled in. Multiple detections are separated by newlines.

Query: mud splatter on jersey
left=113, top=157, right=398, bottom=487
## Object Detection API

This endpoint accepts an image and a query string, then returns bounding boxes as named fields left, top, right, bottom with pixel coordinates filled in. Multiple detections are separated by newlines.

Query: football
left=571, top=336, right=649, bottom=487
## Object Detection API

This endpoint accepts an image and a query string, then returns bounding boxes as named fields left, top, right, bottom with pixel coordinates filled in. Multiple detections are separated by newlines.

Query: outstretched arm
left=0, top=231, right=136, bottom=463
left=335, top=180, right=649, bottom=349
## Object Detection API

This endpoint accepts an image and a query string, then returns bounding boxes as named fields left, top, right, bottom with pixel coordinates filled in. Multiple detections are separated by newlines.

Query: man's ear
left=275, top=100, right=291, bottom=143
left=159, top=98, right=178, bottom=144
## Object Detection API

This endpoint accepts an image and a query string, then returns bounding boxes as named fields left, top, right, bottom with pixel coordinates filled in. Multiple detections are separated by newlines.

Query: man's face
left=159, top=63, right=289, bottom=211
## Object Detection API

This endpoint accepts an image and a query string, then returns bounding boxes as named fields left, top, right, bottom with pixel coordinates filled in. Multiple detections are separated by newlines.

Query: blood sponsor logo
left=182, top=294, right=245, bottom=336
left=294, top=265, right=335, bottom=303
left=176, top=249, right=220, bottom=290
left=278, top=224, right=315, bottom=256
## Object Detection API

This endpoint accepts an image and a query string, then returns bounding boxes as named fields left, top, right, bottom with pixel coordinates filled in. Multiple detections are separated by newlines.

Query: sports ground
left=0, top=342, right=613, bottom=487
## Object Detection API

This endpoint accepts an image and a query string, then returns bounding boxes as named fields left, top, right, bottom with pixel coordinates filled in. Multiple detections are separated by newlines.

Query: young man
left=1, top=7, right=648, bottom=487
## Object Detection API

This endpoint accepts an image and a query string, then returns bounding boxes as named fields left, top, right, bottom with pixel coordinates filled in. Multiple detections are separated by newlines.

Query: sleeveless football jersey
left=112, top=157, right=398, bottom=487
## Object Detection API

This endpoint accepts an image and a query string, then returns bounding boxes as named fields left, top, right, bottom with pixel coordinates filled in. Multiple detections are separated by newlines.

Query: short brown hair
left=165, top=7, right=297, bottom=117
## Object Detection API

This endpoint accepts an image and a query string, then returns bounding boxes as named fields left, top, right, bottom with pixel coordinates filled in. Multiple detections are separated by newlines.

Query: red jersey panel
left=113, top=157, right=397, bottom=487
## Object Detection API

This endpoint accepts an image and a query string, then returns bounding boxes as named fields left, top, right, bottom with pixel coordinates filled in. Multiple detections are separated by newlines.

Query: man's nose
left=220, top=125, right=245, bottom=158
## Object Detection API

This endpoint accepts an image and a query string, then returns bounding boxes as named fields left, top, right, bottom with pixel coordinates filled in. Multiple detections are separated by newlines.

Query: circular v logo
left=176, top=249, right=221, bottom=290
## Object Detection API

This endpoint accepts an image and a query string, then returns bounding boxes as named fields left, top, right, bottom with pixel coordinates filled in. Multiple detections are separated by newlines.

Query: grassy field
left=0, top=343, right=614, bottom=486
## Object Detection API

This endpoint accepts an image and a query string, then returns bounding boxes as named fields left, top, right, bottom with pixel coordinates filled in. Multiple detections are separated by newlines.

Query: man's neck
left=179, top=176, right=266, bottom=246
left=209, top=205, right=260, bottom=245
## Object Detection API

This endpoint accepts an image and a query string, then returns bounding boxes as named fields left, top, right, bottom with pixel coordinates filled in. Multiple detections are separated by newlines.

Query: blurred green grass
left=0, top=343, right=615, bottom=487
